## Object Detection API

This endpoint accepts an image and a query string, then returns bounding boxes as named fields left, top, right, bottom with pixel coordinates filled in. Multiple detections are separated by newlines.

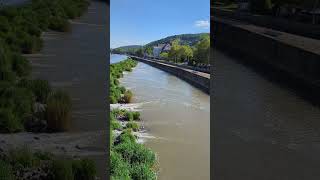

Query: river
left=110, top=54, right=127, bottom=64
left=213, top=49, right=320, bottom=180
left=115, top=59, right=210, bottom=179
left=27, top=1, right=108, bottom=179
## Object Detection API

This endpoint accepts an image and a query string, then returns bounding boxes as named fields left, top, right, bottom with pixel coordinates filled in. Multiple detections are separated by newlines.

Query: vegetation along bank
left=0, top=0, right=99, bottom=179
left=110, top=58, right=158, bottom=180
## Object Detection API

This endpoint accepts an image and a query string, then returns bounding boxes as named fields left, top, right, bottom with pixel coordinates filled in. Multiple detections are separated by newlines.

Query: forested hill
left=111, top=33, right=209, bottom=54
left=145, top=33, right=209, bottom=48
left=111, top=45, right=142, bottom=54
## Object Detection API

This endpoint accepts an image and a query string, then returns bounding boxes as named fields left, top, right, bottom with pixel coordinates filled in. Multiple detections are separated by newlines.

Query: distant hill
left=145, top=33, right=209, bottom=48
left=111, top=33, right=209, bottom=54
left=111, top=45, right=142, bottom=54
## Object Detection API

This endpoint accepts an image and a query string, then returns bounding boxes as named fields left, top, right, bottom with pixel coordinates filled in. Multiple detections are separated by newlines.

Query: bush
left=52, top=159, right=74, bottom=180
left=72, top=159, right=96, bottom=180
left=118, top=129, right=136, bottom=143
left=46, top=90, right=72, bottom=131
left=0, top=108, right=23, bottom=133
left=126, top=111, right=134, bottom=121
left=110, top=151, right=131, bottom=179
left=30, top=79, right=51, bottom=103
left=8, top=147, right=41, bottom=170
left=0, top=161, right=14, bottom=180
left=126, top=122, right=139, bottom=132
left=114, top=140, right=156, bottom=166
left=49, top=17, right=70, bottom=32
left=132, top=111, right=140, bottom=121
left=11, top=53, right=31, bottom=77
left=111, top=120, right=122, bottom=130
left=122, top=90, right=133, bottom=103
left=130, top=163, right=157, bottom=180
left=0, top=85, right=35, bottom=121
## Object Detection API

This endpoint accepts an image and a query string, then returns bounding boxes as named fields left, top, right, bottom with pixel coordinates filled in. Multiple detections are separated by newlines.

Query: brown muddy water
left=119, top=62, right=210, bottom=180
left=26, top=1, right=108, bottom=179
left=213, top=49, right=320, bottom=180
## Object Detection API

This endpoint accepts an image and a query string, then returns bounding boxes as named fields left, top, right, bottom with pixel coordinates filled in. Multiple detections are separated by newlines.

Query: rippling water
left=213, top=49, right=320, bottom=179
left=110, top=54, right=127, bottom=64
left=119, top=62, right=210, bottom=180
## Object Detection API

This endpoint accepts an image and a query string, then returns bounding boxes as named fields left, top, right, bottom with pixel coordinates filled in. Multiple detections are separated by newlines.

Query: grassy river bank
left=110, top=59, right=158, bottom=179
left=0, top=0, right=99, bottom=179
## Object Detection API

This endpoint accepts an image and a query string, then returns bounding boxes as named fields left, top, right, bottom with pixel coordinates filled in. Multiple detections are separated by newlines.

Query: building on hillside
left=153, top=43, right=171, bottom=58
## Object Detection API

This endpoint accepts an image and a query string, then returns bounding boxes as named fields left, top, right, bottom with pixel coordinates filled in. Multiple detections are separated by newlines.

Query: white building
left=153, top=43, right=171, bottom=57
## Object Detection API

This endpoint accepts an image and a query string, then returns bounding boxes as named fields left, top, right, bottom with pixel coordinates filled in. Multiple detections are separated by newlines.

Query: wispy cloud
left=194, top=20, right=210, bottom=29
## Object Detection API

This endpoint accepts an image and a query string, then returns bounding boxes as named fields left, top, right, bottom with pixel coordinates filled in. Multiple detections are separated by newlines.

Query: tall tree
left=193, top=35, right=210, bottom=65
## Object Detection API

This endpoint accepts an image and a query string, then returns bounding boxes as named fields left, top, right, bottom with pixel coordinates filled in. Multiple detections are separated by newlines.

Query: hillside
left=111, top=33, right=209, bottom=54
left=145, top=33, right=209, bottom=48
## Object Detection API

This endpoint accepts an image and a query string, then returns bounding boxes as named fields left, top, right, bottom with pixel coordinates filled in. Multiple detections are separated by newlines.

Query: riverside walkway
left=213, top=16, right=320, bottom=55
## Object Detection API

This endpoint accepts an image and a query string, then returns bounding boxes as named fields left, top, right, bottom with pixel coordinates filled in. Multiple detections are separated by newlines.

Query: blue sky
left=111, top=0, right=210, bottom=48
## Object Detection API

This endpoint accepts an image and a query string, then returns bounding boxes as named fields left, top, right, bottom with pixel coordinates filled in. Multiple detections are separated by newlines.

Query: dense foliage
left=0, top=0, right=89, bottom=133
left=110, top=59, right=137, bottom=104
left=110, top=110, right=157, bottom=180
left=0, top=148, right=96, bottom=179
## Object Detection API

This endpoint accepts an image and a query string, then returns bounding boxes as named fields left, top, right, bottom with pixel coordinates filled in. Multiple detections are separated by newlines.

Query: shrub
left=30, top=79, right=51, bottom=103
left=0, top=161, right=14, bottom=180
left=52, top=159, right=74, bottom=180
left=126, top=122, right=139, bottom=132
left=46, top=90, right=72, bottom=131
left=8, top=148, right=39, bottom=169
left=11, top=53, right=31, bottom=77
left=114, top=140, right=156, bottom=166
left=132, top=111, right=140, bottom=121
left=122, top=90, right=133, bottom=103
left=118, top=129, right=136, bottom=143
left=110, top=151, right=131, bottom=180
left=130, top=163, right=157, bottom=180
left=125, top=111, right=134, bottom=121
left=111, top=120, right=122, bottom=130
left=0, top=86, right=35, bottom=121
left=110, top=95, right=117, bottom=104
left=72, top=159, right=96, bottom=180
left=49, top=17, right=70, bottom=32
left=0, top=108, right=23, bottom=133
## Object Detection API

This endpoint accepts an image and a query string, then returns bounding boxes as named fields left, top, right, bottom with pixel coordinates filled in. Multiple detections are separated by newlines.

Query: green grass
left=110, top=59, right=137, bottom=104
left=46, top=90, right=72, bottom=132
left=0, top=148, right=96, bottom=179
left=0, top=0, right=89, bottom=133
left=126, top=122, right=139, bottom=132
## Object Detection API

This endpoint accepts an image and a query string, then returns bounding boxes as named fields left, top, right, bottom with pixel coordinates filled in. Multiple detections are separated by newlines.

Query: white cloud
left=194, top=20, right=210, bottom=29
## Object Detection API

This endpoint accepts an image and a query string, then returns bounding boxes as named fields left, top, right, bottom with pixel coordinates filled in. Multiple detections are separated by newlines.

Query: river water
left=28, top=1, right=108, bottom=179
left=116, top=60, right=210, bottom=179
left=110, top=54, right=127, bottom=64
left=213, top=49, right=320, bottom=180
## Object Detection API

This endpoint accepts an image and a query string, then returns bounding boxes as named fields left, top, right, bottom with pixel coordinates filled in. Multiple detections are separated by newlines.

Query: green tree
left=193, top=35, right=210, bottom=65
left=168, top=39, right=181, bottom=63
left=144, top=47, right=153, bottom=56
left=179, top=45, right=193, bottom=63
left=160, top=52, right=168, bottom=59
left=135, top=48, right=144, bottom=57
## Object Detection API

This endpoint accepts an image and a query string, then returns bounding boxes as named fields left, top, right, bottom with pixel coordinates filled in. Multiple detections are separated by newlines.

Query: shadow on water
left=214, top=46, right=320, bottom=107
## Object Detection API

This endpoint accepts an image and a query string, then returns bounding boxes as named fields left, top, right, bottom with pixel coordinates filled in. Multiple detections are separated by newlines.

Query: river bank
left=119, top=60, right=210, bottom=179
left=110, top=59, right=158, bottom=179
left=24, top=0, right=108, bottom=178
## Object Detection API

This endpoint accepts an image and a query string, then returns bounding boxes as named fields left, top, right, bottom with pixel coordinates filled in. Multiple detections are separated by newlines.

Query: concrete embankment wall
left=213, top=18, right=320, bottom=89
left=131, top=57, right=210, bottom=94
left=213, top=8, right=320, bottom=40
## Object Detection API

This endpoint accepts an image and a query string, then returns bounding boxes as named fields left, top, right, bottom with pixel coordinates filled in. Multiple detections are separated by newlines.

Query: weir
left=130, top=56, right=210, bottom=94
